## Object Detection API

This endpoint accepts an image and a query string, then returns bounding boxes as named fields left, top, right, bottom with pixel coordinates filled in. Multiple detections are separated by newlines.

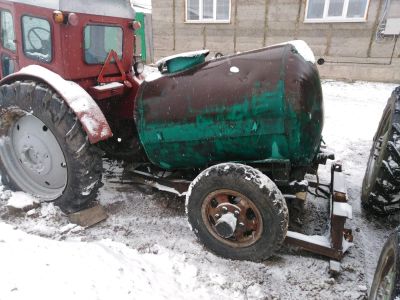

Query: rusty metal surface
left=201, top=189, right=263, bottom=247
left=285, top=162, right=352, bottom=261
left=114, top=171, right=190, bottom=196
left=135, top=43, right=323, bottom=170
left=285, top=234, right=343, bottom=260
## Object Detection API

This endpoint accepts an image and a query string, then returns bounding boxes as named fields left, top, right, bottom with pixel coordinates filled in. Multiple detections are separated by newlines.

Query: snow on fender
left=0, top=65, right=112, bottom=144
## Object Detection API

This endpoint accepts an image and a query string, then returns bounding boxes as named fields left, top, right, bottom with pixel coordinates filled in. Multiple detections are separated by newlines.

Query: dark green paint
left=165, top=55, right=206, bottom=73
left=137, top=79, right=322, bottom=169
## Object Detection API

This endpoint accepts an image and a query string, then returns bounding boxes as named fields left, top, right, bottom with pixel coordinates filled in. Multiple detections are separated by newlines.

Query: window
left=1, top=11, right=16, bottom=51
left=186, top=0, right=231, bottom=23
left=1, top=54, right=15, bottom=76
left=305, top=0, right=369, bottom=23
left=22, top=16, right=52, bottom=62
left=84, top=25, right=123, bottom=64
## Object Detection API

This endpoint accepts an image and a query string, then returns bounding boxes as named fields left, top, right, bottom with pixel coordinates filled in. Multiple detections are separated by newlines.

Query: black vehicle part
left=186, top=163, right=289, bottom=261
left=369, top=227, right=400, bottom=300
left=362, top=87, right=400, bottom=214
left=0, top=80, right=103, bottom=213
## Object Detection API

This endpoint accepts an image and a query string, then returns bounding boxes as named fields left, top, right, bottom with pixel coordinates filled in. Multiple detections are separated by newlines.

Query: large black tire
left=186, top=163, right=289, bottom=261
left=0, top=80, right=103, bottom=213
left=369, top=227, right=400, bottom=300
left=362, top=87, right=400, bottom=214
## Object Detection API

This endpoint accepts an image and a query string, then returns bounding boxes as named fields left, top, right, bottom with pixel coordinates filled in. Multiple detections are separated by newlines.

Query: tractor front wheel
left=186, top=163, right=289, bottom=261
left=0, top=80, right=103, bottom=213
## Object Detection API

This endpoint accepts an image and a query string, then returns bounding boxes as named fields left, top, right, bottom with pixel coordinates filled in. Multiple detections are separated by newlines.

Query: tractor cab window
left=1, top=11, right=16, bottom=51
left=22, top=16, right=52, bottom=63
left=84, top=25, right=123, bottom=64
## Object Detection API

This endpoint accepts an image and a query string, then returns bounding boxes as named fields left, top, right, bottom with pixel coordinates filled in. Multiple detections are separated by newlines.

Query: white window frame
left=185, top=0, right=231, bottom=24
left=304, top=0, right=370, bottom=23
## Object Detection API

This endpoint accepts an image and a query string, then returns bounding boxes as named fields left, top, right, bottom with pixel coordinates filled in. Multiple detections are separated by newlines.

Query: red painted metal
left=0, top=1, right=135, bottom=82
left=285, top=162, right=353, bottom=261
left=97, top=50, right=127, bottom=84
left=0, top=0, right=140, bottom=142
left=88, top=84, right=126, bottom=101
left=0, top=65, right=113, bottom=143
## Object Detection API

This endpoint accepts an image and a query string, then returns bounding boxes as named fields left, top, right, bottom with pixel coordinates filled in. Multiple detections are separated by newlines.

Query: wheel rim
left=0, top=110, right=67, bottom=200
left=201, top=189, right=263, bottom=248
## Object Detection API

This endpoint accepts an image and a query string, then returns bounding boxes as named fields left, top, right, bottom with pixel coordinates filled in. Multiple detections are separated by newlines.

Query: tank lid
left=156, top=50, right=210, bottom=74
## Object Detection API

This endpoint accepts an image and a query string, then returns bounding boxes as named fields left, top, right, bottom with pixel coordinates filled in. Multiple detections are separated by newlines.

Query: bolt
left=222, top=206, right=228, bottom=213
left=234, top=210, right=240, bottom=216
left=239, top=222, right=245, bottom=227
left=214, top=214, right=220, bottom=219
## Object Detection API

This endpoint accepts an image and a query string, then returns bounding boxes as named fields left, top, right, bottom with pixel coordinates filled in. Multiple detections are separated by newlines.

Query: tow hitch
left=285, top=162, right=353, bottom=272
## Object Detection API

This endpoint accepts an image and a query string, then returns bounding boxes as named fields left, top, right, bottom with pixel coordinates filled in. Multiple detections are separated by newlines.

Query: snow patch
left=92, top=82, right=124, bottom=91
left=40, top=203, right=61, bottom=219
left=144, top=71, right=163, bottom=82
left=7, top=192, right=39, bottom=210
left=82, top=180, right=99, bottom=196
left=333, top=202, right=353, bottom=219
left=60, top=223, right=84, bottom=234
left=80, top=114, right=100, bottom=136
left=150, top=182, right=187, bottom=197
left=274, top=40, right=316, bottom=63
left=0, top=223, right=235, bottom=300
left=342, top=237, right=353, bottom=253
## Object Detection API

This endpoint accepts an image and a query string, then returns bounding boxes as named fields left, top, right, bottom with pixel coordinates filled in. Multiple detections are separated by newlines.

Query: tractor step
left=68, top=203, right=108, bottom=227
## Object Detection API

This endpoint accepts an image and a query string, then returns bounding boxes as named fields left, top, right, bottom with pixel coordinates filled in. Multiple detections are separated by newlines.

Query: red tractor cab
left=0, top=0, right=143, bottom=129
left=0, top=0, right=143, bottom=212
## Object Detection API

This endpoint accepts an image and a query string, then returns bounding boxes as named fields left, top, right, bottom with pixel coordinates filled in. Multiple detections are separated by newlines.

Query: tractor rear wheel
left=0, top=80, right=103, bottom=213
left=361, top=87, right=400, bottom=214
left=186, top=163, right=288, bottom=261
left=369, top=227, right=400, bottom=300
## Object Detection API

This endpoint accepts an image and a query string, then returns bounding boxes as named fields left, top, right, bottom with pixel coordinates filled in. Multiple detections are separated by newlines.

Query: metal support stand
left=285, top=162, right=353, bottom=267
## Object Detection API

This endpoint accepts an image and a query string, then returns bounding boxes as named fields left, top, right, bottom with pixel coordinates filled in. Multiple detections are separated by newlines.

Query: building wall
left=152, top=0, right=400, bottom=82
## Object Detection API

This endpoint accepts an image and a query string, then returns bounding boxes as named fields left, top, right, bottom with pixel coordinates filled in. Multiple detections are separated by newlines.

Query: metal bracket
left=285, top=162, right=353, bottom=263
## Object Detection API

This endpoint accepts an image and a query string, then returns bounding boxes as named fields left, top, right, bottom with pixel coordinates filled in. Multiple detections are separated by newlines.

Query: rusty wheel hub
left=201, top=189, right=263, bottom=247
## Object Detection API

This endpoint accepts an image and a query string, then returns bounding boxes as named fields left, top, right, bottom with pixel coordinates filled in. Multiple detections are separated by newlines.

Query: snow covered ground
left=0, top=80, right=399, bottom=300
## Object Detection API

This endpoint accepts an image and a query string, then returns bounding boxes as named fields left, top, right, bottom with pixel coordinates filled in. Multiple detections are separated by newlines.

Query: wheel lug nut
left=239, top=222, right=245, bottom=227
left=222, top=206, right=228, bottom=213
left=234, top=210, right=240, bottom=216
left=214, top=214, right=220, bottom=219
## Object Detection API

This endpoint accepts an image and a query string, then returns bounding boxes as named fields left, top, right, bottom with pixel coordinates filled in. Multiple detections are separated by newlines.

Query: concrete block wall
left=152, top=0, right=400, bottom=82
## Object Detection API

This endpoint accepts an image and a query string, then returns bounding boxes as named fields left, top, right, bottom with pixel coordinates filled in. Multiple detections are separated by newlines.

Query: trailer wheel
left=361, top=86, right=400, bottom=214
left=0, top=80, right=103, bottom=213
left=369, top=227, right=400, bottom=300
left=186, top=163, right=288, bottom=261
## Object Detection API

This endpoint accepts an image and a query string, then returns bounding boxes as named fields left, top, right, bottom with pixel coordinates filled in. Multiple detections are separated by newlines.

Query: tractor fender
left=0, top=65, right=112, bottom=144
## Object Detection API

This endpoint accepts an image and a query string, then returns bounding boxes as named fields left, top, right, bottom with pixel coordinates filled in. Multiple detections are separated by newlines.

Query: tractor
left=0, top=0, right=353, bottom=264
